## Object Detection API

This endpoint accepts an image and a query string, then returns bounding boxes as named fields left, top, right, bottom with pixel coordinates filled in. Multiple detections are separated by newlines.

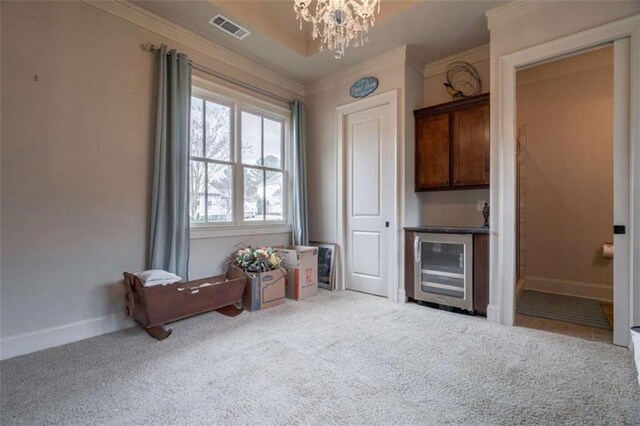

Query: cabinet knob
left=444, top=180, right=449, bottom=184
left=454, top=180, right=459, bottom=184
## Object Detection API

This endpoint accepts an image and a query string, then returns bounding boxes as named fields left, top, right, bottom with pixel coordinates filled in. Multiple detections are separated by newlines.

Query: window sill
left=190, top=224, right=292, bottom=239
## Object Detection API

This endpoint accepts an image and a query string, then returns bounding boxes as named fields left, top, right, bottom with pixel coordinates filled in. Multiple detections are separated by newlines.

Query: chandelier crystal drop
left=294, top=0, right=381, bottom=59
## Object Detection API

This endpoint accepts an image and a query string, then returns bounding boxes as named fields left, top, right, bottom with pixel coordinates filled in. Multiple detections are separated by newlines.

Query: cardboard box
left=243, top=268, right=286, bottom=312
left=278, top=246, right=318, bottom=301
left=278, top=245, right=318, bottom=268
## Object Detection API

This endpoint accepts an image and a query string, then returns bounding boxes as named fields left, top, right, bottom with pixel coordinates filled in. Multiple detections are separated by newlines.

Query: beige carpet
left=1, top=290, right=639, bottom=425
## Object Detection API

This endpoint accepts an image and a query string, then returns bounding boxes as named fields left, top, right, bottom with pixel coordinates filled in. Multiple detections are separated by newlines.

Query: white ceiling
left=132, top=0, right=504, bottom=83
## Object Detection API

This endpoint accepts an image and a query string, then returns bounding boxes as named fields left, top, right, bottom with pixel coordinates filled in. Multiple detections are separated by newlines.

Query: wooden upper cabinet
left=452, top=103, right=490, bottom=186
left=414, top=94, right=490, bottom=191
left=416, top=114, right=450, bottom=189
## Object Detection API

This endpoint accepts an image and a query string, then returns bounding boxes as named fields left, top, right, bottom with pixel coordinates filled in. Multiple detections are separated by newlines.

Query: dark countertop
left=404, top=226, right=490, bottom=234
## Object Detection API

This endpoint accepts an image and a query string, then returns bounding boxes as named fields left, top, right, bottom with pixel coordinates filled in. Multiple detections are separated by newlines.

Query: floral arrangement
left=231, top=246, right=283, bottom=274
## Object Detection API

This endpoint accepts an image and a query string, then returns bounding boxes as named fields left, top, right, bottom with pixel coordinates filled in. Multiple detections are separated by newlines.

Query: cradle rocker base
left=215, top=304, right=245, bottom=317
left=123, top=268, right=246, bottom=340
left=143, top=325, right=173, bottom=341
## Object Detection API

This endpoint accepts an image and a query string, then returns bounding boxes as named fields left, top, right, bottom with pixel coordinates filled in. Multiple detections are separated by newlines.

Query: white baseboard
left=397, top=288, right=407, bottom=303
left=1, top=313, right=135, bottom=361
left=524, top=276, right=613, bottom=302
left=486, top=304, right=501, bottom=323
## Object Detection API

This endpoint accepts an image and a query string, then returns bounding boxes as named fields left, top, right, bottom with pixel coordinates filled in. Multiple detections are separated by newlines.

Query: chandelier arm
left=294, top=0, right=380, bottom=58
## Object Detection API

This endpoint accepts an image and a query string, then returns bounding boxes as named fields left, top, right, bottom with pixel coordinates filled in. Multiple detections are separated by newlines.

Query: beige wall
left=487, top=1, right=640, bottom=320
left=419, top=46, right=490, bottom=227
left=305, top=51, right=407, bottom=244
left=304, top=43, right=495, bottom=249
left=423, top=45, right=490, bottom=107
left=517, top=46, right=614, bottom=300
left=0, top=1, right=294, bottom=339
left=304, top=43, right=492, bottom=244
left=404, top=58, right=424, bottom=228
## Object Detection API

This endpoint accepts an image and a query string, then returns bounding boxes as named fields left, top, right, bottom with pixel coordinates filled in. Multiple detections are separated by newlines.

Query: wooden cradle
left=122, top=268, right=246, bottom=340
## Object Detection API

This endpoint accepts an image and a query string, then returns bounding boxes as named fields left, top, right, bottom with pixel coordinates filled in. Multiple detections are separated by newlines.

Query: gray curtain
left=291, top=100, right=309, bottom=246
left=148, top=45, right=191, bottom=280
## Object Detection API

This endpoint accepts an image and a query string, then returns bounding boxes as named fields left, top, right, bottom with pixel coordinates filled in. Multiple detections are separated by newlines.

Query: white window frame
left=189, top=78, right=292, bottom=239
left=239, top=106, right=287, bottom=224
left=189, top=90, right=235, bottom=226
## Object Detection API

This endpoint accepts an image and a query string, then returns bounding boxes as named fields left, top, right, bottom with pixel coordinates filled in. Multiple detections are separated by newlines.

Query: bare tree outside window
left=189, top=89, right=287, bottom=227
left=189, top=97, right=232, bottom=223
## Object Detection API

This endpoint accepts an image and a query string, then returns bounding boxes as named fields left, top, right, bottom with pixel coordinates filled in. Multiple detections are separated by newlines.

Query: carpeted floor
left=1, top=290, right=639, bottom=425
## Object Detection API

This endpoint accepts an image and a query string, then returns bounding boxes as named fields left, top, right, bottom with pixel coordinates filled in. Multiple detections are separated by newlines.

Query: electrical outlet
left=477, top=200, right=487, bottom=211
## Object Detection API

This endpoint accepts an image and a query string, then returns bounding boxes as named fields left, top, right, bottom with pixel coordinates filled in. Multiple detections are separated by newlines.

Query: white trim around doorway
left=335, top=90, right=400, bottom=302
left=492, top=14, right=640, bottom=348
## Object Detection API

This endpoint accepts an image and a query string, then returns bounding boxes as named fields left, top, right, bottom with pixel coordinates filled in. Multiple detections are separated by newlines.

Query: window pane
left=263, top=119, right=282, bottom=169
left=244, top=167, right=264, bottom=221
left=207, top=163, right=233, bottom=222
left=241, top=112, right=262, bottom=166
left=190, top=97, right=204, bottom=158
left=265, top=171, right=284, bottom=221
left=189, top=160, right=206, bottom=222
left=205, top=101, right=231, bottom=162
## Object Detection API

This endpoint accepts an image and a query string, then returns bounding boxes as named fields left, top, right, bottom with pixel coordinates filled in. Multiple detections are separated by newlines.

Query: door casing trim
left=491, top=14, right=640, bottom=348
left=336, top=90, right=400, bottom=301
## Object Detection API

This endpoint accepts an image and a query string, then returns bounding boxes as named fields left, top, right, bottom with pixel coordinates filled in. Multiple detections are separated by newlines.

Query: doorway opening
left=514, top=45, right=615, bottom=343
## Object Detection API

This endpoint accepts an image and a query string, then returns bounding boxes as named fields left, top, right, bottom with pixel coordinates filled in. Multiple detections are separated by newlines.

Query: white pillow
left=134, top=270, right=182, bottom=287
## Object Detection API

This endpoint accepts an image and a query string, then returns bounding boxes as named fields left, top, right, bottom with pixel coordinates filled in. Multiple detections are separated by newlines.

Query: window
left=241, top=112, right=284, bottom=222
left=189, top=87, right=288, bottom=231
left=189, top=97, right=233, bottom=224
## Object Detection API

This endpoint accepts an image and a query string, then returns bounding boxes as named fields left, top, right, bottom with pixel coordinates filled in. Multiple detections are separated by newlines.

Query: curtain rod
left=144, top=43, right=293, bottom=106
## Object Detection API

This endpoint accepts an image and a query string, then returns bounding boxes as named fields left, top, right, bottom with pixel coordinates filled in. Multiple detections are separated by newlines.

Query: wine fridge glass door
left=414, top=233, right=473, bottom=310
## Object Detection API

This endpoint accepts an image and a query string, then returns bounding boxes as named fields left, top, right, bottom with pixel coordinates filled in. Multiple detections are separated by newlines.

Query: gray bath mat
left=517, top=290, right=612, bottom=330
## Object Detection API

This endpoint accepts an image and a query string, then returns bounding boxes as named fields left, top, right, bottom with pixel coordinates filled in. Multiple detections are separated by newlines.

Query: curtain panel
left=148, top=45, right=192, bottom=280
left=291, top=100, right=309, bottom=246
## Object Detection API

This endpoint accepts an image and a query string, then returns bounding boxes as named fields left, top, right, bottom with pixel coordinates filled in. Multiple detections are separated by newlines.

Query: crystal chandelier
left=294, top=0, right=381, bottom=59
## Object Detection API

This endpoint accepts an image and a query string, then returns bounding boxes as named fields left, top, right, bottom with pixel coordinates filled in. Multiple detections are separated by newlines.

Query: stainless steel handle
left=414, top=235, right=421, bottom=263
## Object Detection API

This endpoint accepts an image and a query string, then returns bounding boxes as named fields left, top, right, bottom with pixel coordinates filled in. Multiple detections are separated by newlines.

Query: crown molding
left=306, top=45, right=408, bottom=96
left=82, top=0, right=305, bottom=98
left=423, top=44, right=490, bottom=78
left=405, top=46, right=426, bottom=79
left=485, top=0, right=566, bottom=30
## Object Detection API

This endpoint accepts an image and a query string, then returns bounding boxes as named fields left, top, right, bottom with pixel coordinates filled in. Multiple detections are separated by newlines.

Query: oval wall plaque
left=350, top=77, right=378, bottom=98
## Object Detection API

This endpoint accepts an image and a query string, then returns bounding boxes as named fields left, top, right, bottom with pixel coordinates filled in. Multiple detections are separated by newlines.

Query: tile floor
left=516, top=314, right=613, bottom=344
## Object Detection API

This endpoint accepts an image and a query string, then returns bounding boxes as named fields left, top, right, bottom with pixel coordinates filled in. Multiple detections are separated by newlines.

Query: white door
left=345, top=104, right=394, bottom=297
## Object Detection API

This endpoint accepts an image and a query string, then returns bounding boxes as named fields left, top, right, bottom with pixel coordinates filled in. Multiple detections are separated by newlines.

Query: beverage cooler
left=413, top=233, right=473, bottom=311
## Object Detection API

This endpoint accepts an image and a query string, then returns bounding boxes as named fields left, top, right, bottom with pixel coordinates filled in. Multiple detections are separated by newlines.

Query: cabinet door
left=452, top=103, right=490, bottom=187
left=416, top=114, right=450, bottom=190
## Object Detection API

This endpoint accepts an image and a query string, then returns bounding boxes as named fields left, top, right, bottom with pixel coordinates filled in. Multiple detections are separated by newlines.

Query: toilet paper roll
left=603, top=242, right=614, bottom=258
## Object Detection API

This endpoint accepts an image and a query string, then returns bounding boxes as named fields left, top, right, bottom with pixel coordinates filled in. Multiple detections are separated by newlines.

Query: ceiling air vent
left=209, top=14, right=251, bottom=40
